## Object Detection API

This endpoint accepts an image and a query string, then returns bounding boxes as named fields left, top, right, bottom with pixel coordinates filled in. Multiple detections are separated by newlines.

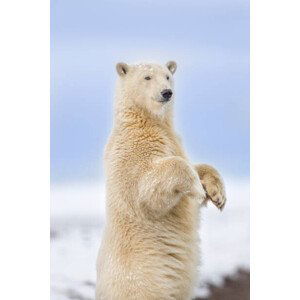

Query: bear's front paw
left=171, top=158, right=206, bottom=204
left=195, top=164, right=227, bottom=210
left=203, top=178, right=226, bottom=210
left=181, top=179, right=206, bottom=205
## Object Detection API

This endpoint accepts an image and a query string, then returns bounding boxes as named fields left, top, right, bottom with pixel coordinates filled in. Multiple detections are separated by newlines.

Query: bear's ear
left=166, top=61, right=177, bottom=75
left=116, top=62, right=129, bottom=77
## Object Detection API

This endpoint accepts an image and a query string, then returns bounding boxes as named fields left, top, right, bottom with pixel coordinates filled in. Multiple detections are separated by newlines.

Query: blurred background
left=51, top=0, right=249, bottom=299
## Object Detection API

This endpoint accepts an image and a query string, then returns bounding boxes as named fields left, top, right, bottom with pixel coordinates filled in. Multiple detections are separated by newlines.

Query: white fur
left=96, top=62, right=226, bottom=300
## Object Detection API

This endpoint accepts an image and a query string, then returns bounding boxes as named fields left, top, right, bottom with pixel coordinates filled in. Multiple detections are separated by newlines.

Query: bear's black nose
left=161, top=89, right=173, bottom=101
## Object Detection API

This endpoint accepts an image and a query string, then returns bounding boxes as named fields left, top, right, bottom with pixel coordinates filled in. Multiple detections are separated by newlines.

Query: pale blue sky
left=51, top=0, right=249, bottom=183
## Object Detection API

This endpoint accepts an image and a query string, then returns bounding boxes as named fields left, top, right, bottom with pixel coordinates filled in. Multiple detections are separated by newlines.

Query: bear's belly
left=97, top=200, right=200, bottom=300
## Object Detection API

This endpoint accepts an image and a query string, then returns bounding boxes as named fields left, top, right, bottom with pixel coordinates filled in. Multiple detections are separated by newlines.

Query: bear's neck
left=114, top=102, right=174, bottom=132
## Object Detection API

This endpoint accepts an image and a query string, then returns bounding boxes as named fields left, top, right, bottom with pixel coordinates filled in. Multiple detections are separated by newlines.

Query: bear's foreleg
left=194, top=164, right=227, bottom=210
left=138, top=156, right=206, bottom=218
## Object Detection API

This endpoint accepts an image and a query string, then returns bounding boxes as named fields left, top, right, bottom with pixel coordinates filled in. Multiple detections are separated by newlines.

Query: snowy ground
left=51, top=178, right=249, bottom=300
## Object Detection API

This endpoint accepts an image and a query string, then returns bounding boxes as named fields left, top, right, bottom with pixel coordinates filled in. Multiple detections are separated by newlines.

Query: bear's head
left=115, top=61, right=177, bottom=116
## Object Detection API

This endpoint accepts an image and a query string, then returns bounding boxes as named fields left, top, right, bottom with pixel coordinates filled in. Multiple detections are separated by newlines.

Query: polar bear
left=96, top=61, right=226, bottom=300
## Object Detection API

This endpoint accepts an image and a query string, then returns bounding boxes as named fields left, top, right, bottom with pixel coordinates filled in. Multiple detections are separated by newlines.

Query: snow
left=51, top=178, right=249, bottom=299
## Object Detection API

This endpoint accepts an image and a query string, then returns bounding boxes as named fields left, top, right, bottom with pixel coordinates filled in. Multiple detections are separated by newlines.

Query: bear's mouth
left=158, top=98, right=172, bottom=103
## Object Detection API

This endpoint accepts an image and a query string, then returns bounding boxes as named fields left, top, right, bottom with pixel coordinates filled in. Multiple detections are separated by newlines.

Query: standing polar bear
left=96, top=61, right=226, bottom=300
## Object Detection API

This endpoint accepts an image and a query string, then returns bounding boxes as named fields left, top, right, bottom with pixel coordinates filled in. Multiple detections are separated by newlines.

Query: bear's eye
left=144, top=76, right=151, bottom=80
left=166, top=75, right=170, bottom=80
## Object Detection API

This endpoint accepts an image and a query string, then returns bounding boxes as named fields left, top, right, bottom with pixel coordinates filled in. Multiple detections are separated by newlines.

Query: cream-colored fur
left=96, top=61, right=226, bottom=300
